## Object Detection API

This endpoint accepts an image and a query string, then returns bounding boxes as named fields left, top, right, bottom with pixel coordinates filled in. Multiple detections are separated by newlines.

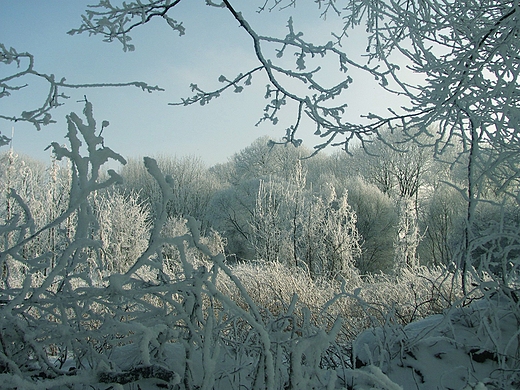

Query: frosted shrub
left=357, top=266, right=467, bottom=325
left=219, top=260, right=354, bottom=320
left=216, top=260, right=463, bottom=345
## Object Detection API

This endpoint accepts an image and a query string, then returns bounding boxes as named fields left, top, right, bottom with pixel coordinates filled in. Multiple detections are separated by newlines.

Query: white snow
left=353, top=291, right=519, bottom=389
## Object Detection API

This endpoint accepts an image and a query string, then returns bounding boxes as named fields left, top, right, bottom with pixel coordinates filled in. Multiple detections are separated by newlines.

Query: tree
left=206, top=178, right=260, bottom=260
left=66, top=1, right=514, bottom=149
left=249, top=166, right=361, bottom=278
left=94, top=190, right=151, bottom=274
left=120, top=155, right=221, bottom=227
left=393, top=197, right=421, bottom=275
left=345, top=176, right=397, bottom=274
left=250, top=178, right=287, bottom=263
left=419, top=183, right=467, bottom=267
left=226, top=136, right=309, bottom=184
left=1, top=103, right=385, bottom=389
left=317, top=186, right=362, bottom=278
left=350, top=129, right=437, bottom=205
left=0, top=43, right=161, bottom=133
left=0, top=151, right=74, bottom=284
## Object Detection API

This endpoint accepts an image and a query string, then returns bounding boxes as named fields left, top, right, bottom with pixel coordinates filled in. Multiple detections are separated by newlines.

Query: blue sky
left=0, top=1, right=394, bottom=167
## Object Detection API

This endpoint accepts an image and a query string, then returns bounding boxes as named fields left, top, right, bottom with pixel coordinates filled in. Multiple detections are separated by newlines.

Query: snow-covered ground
left=354, top=290, right=519, bottom=389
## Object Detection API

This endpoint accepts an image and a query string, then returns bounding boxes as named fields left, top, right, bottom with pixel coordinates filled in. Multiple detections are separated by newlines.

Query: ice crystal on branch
left=0, top=42, right=163, bottom=130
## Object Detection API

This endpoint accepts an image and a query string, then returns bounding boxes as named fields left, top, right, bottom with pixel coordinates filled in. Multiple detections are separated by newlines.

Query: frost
left=2, top=0, right=520, bottom=386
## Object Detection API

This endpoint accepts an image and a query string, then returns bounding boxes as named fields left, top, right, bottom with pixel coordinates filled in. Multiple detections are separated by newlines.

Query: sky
left=0, top=0, right=397, bottom=168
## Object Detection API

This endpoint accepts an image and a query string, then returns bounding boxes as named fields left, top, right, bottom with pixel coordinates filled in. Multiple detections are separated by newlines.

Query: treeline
left=1, top=130, right=516, bottom=279
left=116, top=133, right=465, bottom=275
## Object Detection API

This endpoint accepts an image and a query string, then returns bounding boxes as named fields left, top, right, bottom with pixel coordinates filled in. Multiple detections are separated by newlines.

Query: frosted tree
left=120, top=155, right=221, bottom=226
left=206, top=178, right=260, bottom=260
left=70, top=0, right=519, bottom=293
left=0, top=152, right=74, bottom=285
left=94, top=190, right=151, bottom=274
left=225, top=136, right=309, bottom=185
left=318, top=187, right=362, bottom=278
left=250, top=178, right=285, bottom=263
left=345, top=176, right=397, bottom=274
left=1, top=1, right=519, bottom=387
left=393, top=197, right=421, bottom=276
left=420, top=183, right=467, bottom=267
left=249, top=170, right=361, bottom=278
left=249, top=160, right=311, bottom=269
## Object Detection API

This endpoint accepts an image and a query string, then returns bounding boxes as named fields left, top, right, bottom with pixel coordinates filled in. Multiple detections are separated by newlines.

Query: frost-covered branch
left=0, top=43, right=163, bottom=131
left=68, top=0, right=185, bottom=52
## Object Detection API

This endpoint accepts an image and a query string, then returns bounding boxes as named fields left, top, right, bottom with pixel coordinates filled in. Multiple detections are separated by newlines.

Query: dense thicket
left=0, top=104, right=471, bottom=389
left=1, top=116, right=516, bottom=387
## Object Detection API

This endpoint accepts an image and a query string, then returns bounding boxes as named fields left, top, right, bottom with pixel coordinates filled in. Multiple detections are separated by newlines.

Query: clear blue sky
left=0, top=1, right=394, bottom=167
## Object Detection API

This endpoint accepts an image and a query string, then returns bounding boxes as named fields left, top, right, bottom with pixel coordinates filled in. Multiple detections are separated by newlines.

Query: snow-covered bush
left=160, top=215, right=226, bottom=276
left=353, top=291, right=520, bottom=389
left=216, top=260, right=464, bottom=345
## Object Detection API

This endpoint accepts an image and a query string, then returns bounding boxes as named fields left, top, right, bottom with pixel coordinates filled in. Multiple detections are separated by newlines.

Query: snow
left=353, top=291, right=519, bottom=389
